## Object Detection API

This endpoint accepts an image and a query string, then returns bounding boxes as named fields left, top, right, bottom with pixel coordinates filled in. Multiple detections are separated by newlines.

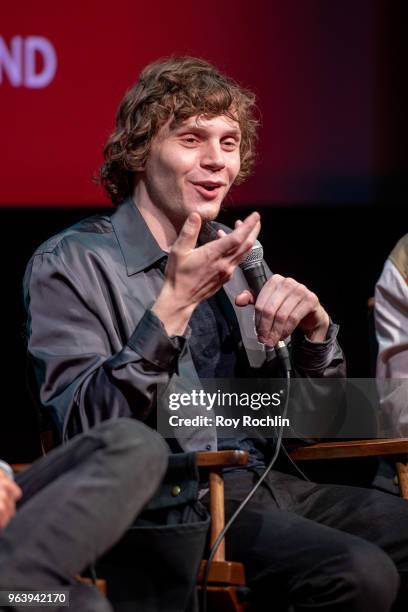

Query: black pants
left=0, top=419, right=168, bottom=612
left=202, top=467, right=408, bottom=612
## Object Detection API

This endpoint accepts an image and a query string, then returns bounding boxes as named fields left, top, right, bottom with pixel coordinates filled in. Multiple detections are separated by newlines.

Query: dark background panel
left=1, top=202, right=405, bottom=462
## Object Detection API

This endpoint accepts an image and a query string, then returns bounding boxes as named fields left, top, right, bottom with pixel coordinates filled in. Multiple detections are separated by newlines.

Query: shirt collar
left=111, top=197, right=166, bottom=275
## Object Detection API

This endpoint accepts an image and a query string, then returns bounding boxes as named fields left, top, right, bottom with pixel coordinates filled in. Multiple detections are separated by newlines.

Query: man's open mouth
left=192, top=183, right=224, bottom=199
left=192, top=182, right=225, bottom=193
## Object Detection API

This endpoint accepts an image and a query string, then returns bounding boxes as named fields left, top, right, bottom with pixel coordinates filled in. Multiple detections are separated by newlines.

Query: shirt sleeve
left=290, top=322, right=346, bottom=378
left=24, top=249, right=186, bottom=441
left=375, top=258, right=408, bottom=436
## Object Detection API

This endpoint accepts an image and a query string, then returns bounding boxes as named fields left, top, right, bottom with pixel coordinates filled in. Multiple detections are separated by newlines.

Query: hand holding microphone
left=209, top=219, right=329, bottom=362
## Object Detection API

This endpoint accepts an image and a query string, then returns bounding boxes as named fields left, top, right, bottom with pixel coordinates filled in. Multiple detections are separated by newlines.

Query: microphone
left=200, top=222, right=291, bottom=372
left=238, top=240, right=267, bottom=296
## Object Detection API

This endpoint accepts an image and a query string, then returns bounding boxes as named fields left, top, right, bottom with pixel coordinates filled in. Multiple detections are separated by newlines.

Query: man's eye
left=223, top=141, right=237, bottom=148
left=182, top=137, right=199, bottom=144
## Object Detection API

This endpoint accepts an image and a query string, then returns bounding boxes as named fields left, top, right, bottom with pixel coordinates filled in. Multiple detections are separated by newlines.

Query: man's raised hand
left=152, top=211, right=260, bottom=336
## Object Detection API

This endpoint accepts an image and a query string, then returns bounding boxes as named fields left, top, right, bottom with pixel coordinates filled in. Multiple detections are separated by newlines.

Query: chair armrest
left=196, top=450, right=249, bottom=469
left=290, top=439, right=408, bottom=461
left=10, top=464, right=32, bottom=474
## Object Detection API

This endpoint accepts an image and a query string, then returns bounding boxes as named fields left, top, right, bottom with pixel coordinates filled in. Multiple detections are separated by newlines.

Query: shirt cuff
left=127, top=309, right=187, bottom=372
left=291, top=322, right=340, bottom=373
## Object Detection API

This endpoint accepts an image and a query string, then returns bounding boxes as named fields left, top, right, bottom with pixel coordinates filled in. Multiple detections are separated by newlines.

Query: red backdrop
left=1, top=0, right=378, bottom=206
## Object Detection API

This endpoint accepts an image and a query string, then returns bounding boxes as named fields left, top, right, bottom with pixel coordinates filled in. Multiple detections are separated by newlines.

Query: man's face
left=142, top=114, right=241, bottom=226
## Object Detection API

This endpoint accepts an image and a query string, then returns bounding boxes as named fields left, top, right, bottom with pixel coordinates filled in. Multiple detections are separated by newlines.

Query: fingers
left=230, top=220, right=261, bottom=266
left=217, top=218, right=242, bottom=238
left=192, top=213, right=259, bottom=295
left=163, top=212, right=260, bottom=315
left=254, top=275, right=284, bottom=334
left=210, top=212, right=260, bottom=262
left=255, top=276, right=319, bottom=346
left=280, top=299, right=319, bottom=338
left=257, top=291, right=303, bottom=345
left=172, top=213, right=202, bottom=254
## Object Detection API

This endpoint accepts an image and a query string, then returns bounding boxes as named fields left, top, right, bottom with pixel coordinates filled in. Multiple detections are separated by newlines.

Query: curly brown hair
left=99, top=56, right=259, bottom=205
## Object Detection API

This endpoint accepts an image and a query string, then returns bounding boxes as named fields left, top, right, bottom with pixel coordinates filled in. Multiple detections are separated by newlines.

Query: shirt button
left=205, top=444, right=212, bottom=451
left=171, top=485, right=182, bottom=497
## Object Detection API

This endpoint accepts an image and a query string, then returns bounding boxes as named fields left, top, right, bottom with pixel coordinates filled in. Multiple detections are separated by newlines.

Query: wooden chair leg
left=196, top=452, right=250, bottom=612
left=197, top=585, right=248, bottom=611
left=75, top=576, right=107, bottom=596
left=396, top=457, right=408, bottom=500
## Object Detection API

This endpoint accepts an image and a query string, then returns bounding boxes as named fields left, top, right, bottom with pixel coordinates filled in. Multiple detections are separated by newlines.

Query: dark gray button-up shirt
left=23, top=198, right=345, bottom=449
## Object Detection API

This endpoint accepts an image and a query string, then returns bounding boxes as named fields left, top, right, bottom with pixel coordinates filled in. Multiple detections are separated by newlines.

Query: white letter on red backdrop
left=24, top=36, right=57, bottom=88
left=0, top=35, right=57, bottom=88
left=0, top=36, right=23, bottom=86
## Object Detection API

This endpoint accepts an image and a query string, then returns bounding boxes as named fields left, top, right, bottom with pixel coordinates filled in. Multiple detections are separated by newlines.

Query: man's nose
left=200, top=142, right=225, bottom=171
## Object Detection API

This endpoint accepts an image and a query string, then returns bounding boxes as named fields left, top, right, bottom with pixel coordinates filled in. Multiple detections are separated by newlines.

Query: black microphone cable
left=200, top=354, right=292, bottom=612
left=199, top=220, right=295, bottom=610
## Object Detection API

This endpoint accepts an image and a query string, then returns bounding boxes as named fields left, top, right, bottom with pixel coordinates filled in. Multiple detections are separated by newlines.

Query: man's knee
left=285, top=537, right=400, bottom=612
left=330, top=539, right=399, bottom=612
left=95, top=418, right=168, bottom=482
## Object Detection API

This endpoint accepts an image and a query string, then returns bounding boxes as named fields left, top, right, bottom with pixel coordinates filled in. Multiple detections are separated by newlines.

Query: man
left=375, top=234, right=408, bottom=436
left=24, top=56, right=408, bottom=611
left=0, top=419, right=168, bottom=611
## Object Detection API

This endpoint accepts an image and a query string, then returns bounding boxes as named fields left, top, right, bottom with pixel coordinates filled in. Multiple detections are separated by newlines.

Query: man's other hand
left=0, top=470, right=22, bottom=531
